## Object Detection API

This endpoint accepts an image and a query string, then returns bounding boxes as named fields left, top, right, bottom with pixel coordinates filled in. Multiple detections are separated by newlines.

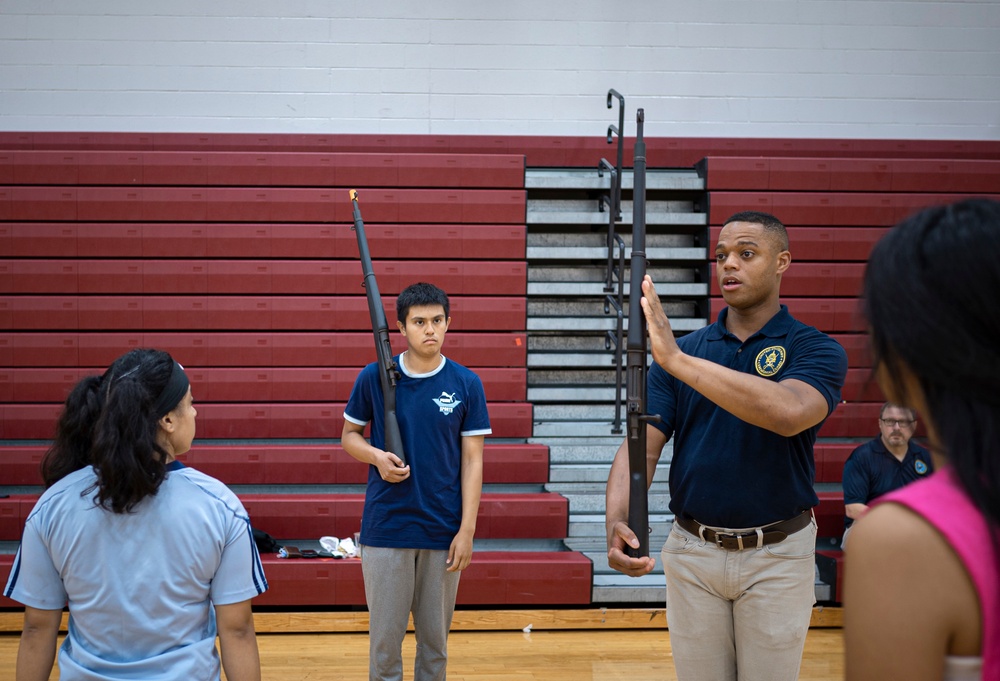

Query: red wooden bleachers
left=782, top=227, right=889, bottom=261
left=708, top=190, right=999, bottom=227
left=251, top=551, right=593, bottom=607
left=2, top=294, right=526, bottom=331
left=1, top=151, right=526, bottom=189
left=0, top=139, right=602, bottom=609
left=700, top=156, right=1000, bottom=193
left=3, top=443, right=551, bottom=487
left=0, top=492, right=567, bottom=543
left=840, top=368, right=883, bottom=403
left=3, top=131, right=999, bottom=166
left=1, top=551, right=594, bottom=609
left=0, top=332, right=527, bottom=368
left=0, top=260, right=527, bottom=295
left=814, top=443, right=858, bottom=484
left=828, top=334, right=872, bottom=369
left=814, top=491, right=845, bottom=540
left=6, top=134, right=1000, bottom=610
left=0, top=402, right=534, bottom=440
left=0, top=366, right=528, bottom=403
left=0, top=145, right=535, bottom=448
left=6, top=186, right=527, bottom=224
left=1, top=223, right=527, bottom=259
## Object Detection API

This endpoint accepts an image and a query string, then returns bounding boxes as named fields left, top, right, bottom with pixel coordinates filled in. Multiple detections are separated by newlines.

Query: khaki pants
left=661, top=517, right=818, bottom=681
left=361, top=546, right=461, bottom=681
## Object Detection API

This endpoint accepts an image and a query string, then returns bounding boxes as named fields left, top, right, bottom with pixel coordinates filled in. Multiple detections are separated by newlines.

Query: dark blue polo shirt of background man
left=842, top=437, right=934, bottom=529
left=648, top=305, right=848, bottom=529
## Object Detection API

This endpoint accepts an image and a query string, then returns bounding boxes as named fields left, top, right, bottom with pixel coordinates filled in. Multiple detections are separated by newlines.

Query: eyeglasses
left=880, top=418, right=915, bottom=428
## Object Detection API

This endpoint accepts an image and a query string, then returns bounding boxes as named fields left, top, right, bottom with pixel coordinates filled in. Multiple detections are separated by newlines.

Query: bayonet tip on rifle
left=349, top=189, right=359, bottom=201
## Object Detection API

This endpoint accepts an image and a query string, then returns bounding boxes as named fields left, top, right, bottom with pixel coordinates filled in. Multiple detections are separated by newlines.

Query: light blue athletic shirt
left=4, top=461, right=267, bottom=680
left=344, top=354, right=492, bottom=550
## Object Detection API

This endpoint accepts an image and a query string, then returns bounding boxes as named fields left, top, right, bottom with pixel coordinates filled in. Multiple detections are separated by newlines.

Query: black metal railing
left=601, top=88, right=626, bottom=434
left=599, top=88, right=624, bottom=221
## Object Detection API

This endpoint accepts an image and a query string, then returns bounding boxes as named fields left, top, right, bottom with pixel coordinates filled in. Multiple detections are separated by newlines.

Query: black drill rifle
left=349, top=190, right=406, bottom=465
left=625, top=109, right=659, bottom=558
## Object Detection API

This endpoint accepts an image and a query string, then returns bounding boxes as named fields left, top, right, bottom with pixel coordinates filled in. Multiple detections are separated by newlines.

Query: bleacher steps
left=525, top=168, right=705, bottom=191
left=527, top=387, right=620, bottom=403
left=523, top=166, right=706, bottom=603
left=527, top=208, right=706, bottom=226
left=544, top=481, right=671, bottom=515
left=533, top=422, right=640, bottom=438
left=526, top=245, right=705, bottom=260
left=526, top=316, right=704, bottom=333
left=547, top=462, right=670, bottom=484
left=527, top=281, right=708, bottom=297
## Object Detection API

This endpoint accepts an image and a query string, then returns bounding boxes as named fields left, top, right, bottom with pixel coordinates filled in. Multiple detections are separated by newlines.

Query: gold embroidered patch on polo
left=755, top=346, right=786, bottom=376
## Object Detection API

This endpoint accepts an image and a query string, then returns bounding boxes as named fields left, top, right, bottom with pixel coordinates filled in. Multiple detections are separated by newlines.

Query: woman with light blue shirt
left=5, top=348, right=267, bottom=681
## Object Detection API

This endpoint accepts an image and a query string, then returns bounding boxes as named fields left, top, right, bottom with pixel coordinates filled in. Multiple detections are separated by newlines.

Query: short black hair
left=724, top=211, right=789, bottom=251
left=396, top=282, right=450, bottom=324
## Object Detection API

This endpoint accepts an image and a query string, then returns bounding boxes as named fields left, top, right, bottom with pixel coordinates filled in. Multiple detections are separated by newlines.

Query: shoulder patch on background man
left=755, top=346, right=786, bottom=377
left=915, top=459, right=929, bottom=475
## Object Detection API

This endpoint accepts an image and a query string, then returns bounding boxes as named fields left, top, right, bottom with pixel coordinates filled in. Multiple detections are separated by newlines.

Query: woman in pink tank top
left=844, top=198, right=1000, bottom=681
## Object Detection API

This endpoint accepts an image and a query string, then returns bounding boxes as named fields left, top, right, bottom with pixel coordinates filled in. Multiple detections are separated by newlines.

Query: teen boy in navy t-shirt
left=342, top=282, right=491, bottom=681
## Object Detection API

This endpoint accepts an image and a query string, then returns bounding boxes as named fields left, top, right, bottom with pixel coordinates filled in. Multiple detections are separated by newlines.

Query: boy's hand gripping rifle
left=625, top=110, right=660, bottom=558
left=349, top=190, right=406, bottom=465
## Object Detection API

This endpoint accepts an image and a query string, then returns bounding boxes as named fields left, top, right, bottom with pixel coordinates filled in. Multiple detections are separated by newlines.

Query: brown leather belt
left=675, top=511, right=812, bottom=550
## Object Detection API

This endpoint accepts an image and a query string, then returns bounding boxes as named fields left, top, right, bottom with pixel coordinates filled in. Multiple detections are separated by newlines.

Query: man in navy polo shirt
left=841, top=402, right=933, bottom=548
left=605, top=211, right=847, bottom=681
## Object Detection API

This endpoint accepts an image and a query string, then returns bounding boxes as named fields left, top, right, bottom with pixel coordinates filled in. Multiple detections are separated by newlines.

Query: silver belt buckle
left=716, top=529, right=765, bottom=550
left=714, top=531, right=736, bottom=549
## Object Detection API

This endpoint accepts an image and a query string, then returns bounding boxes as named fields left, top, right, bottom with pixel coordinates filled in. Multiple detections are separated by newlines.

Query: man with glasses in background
left=841, top=402, right=934, bottom=548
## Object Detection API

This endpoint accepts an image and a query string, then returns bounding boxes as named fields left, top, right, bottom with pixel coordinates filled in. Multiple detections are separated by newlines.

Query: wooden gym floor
left=0, top=608, right=845, bottom=680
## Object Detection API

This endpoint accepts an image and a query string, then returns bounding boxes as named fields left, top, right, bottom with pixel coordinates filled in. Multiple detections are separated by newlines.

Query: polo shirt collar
left=708, top=304, right=793, bottom=341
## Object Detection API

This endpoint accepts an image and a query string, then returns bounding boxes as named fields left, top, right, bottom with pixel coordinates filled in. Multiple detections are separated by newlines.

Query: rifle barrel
left=625, top=110, right=649, bottom=558
left=350, top=190, right=407, bottom=465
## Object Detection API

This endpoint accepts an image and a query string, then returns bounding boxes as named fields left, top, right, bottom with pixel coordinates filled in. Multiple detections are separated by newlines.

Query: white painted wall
left=1, top=0, right=998, bottom=139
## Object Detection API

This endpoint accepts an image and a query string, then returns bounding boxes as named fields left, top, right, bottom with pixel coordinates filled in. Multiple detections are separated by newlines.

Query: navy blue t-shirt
left=648, top=305, right=847, bottom=528
left=344, top=354, right=491, bottom=550
left=842, top=437, right=934, bottom=528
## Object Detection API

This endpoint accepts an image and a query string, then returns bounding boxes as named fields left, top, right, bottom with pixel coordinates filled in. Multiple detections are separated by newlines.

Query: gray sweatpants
left=361, top=545, right=461, bottom=681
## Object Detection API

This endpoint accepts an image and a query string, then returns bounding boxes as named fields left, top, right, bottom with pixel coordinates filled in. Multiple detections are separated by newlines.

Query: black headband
left=153, top=361, right=190, bottom=418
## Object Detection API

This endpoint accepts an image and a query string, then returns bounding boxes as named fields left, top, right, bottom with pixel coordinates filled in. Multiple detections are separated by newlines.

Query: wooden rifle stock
left=349, top=190, right=406, bottom=465
left=625, top=110, right=656, bottom=558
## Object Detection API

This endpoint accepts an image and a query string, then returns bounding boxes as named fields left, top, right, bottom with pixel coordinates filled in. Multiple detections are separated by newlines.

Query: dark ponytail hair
left=43, top=348, right=187, bottom=513
left=862, top=198, right=1000, bottom=530
left=41, top=374, right=106, bottom=486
